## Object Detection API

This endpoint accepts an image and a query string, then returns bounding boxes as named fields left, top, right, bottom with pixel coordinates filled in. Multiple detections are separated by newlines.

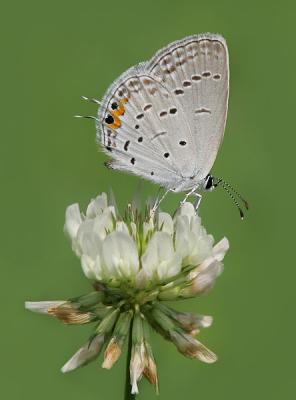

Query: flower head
left=26, top=192, right=229, bottom=394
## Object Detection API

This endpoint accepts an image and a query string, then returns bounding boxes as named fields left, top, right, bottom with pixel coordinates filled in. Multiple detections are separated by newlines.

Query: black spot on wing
left=124, top=140, right=130, bottom=151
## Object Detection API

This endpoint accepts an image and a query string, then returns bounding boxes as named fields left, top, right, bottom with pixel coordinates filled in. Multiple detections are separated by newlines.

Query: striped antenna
left=219, top=182, right=245, bottom=220
left=219, top=179, right=249, bottom=210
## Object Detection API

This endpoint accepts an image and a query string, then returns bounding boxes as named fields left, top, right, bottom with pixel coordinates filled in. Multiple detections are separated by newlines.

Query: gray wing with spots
left=96, top=33, right=229, bottom=191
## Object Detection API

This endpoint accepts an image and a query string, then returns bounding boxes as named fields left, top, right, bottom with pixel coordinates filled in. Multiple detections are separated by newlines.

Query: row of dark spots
left=136, top=107, right=177, bottom=120
left=160, top=107, right=177, bottom=117
left=198, top=72, right=221, bottom=79
left=176, top=72, right=221, bottom=90
left=124, top=136, right=143, bottom=151
left=174, top=73, right=221, bottom=96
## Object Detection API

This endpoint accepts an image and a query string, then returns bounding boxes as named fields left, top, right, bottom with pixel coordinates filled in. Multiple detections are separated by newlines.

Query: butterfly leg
left=151, top=188, right=172, bottom=213
left=180, top=186, right=199, bottom=206
left=193, top=192, right=202, bottom=211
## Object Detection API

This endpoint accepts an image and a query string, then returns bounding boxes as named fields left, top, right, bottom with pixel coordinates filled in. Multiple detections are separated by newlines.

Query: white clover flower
left=63, top=193, right=227, bottom=291
left=26, top=192, right=229, bottom=395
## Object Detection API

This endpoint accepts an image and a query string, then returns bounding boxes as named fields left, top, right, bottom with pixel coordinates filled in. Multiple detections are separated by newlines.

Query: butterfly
left=79, top=33, right=248, bottom=218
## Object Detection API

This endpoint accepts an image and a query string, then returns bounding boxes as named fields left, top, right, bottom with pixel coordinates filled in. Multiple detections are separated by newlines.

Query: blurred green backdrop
left=1, top=0, right=295, bottom=398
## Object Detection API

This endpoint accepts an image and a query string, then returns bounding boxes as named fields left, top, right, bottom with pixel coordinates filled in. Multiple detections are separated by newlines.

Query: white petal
left=102, top=231, right=139, bottom=279
left=61, top=335, right=105, bottom=373
left=143, top=219, right=154, bottom=239
left=25, top=301, right=65, bottom=314
left=130, top=343, right=145, bottom=394
left=189, top=213, right=202, bottom=232
left=76, top=220, right=102, bottom=258
left=177, top=202, right=195, bottom=221
left=141, top=232, right=181, bottom=281
left=93, top=254, right=104, bottom=280
left=192, top=260, right=223, bottom=294
left=191, top=237, right=229, bottom=276
left=135, top=269, right=149, bottom=289
left=158, top=254, right=182, bottom=280
left=175, top=220, right=197, bottom=262
left=213, top=237, right=229, bottom=261
left=115, top=221, right=129, bottom=234
left=81, top=252, right=103, bottom=281
left=86, top=193, right=108, bottom=218
left=158, top=212, right=174, bottom=235
left=187, top=234, right=214, bottom=265
left=64, top=204, right=82, bottom=241
left=175, top=215, right=191, bottom=258
left=93, top=207, right=115, bottom=240
left=81, top=254, right=96, bottom=280
left=141, top=232, right=164, bottom=279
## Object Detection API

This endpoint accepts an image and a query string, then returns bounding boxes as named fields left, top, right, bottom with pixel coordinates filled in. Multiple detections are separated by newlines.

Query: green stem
left=124, top=317, right=136, bottom=400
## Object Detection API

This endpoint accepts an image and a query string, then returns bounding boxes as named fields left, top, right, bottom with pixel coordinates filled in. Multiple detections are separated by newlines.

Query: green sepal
left=157, top=286, right=182, bottom=300
left=95, top=307, right=120, bottom=336
left=112, top=310, right=133, bottom=342
left=69, top=291, right=105, bottom=311
left=90, top=304, right=113, bottom=320
left=149, top=306, right=176, bottom=333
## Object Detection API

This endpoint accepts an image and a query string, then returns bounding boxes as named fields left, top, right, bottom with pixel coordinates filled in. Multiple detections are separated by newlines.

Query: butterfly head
left=203, top=174, right=219, bottom=192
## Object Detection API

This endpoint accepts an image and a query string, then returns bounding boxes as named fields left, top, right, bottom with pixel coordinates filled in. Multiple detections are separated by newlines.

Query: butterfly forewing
left=97, top=33, right=229, bottom=192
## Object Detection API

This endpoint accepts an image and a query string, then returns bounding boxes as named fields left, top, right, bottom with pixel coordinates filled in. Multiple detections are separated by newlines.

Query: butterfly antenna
left=218, top=178, right=249, bottom=210
left=74, top=115, right=99, bottom=121
left=81, top=96, right=102, bottom=105
left=217, top=181, right=245, bottom=220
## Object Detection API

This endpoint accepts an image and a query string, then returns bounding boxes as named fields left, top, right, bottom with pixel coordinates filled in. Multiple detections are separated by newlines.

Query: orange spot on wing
left=112, top=108, right=123, bottom=117
left=108, top=114, right=121, bottom=129
left=106, top=99, right=128, bottom=130
left=114, top=98, right=129, bottom=116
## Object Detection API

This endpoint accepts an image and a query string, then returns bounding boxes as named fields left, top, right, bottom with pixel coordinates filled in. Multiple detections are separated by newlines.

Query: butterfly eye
left=111, top=102, right=118, bottom=110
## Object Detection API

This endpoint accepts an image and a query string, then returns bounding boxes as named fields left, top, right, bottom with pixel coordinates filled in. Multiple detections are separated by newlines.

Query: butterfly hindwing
left=98, top=70, right=197, bottom=188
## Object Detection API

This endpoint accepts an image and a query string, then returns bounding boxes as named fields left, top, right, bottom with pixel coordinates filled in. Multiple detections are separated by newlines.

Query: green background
left=2, top=0, right=295, bottom=398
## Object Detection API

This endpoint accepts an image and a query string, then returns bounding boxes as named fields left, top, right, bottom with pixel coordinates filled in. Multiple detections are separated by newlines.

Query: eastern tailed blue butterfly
left=78, top=33, right=248, bottom=218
